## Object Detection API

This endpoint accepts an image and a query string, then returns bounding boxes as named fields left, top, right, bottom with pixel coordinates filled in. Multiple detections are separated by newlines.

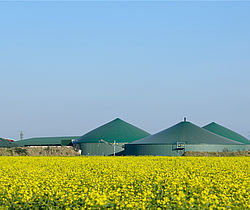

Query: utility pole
left=113, top=140, right=116, bottom=156
left=20, top=131, right=23, bottom=140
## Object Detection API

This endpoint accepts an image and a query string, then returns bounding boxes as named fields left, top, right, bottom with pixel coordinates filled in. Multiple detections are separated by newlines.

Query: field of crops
left=0, top=157, right=249, bottom=209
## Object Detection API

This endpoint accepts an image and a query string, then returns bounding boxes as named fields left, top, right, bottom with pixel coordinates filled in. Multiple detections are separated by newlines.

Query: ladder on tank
left=174, top=142, right=185, bottom=155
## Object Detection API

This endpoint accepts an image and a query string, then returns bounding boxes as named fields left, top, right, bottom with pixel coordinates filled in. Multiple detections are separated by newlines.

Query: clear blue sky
left=0, top=1, right=250, bottom=140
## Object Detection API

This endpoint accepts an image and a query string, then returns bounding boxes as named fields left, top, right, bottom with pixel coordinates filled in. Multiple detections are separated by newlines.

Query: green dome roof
left=129, top=121, right=243, bottom=145
left=76, top=118, right=150, bottom=143
left=203, top=122, right=250, bottom=144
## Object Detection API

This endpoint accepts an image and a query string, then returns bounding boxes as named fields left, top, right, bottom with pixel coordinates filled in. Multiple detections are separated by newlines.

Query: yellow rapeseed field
left=0, top=156, right=249, bottom=209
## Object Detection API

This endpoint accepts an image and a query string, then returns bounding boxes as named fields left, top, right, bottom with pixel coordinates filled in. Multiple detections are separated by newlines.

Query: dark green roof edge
left=203, top=122, right=250, bottom=144
left=15, top=136, right=80, bottom=146
left=75, top=118, right=150, bottom=143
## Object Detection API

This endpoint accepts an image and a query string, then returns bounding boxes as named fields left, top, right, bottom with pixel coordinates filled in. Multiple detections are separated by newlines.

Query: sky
left=0, top=1, right=250, bottom=140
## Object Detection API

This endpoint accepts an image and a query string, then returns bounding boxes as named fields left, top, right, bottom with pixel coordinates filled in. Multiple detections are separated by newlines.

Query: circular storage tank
left=125, top=119, right=247, bottom=156
left=203, top=122, right=250, bottom=144
left=74, top=118, right=150, bottom=156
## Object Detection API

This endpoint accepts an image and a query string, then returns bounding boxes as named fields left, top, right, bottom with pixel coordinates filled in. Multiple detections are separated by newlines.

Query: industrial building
left=125, top=118, right=247, bottom=156
left=203, top=122, right=250, bottom=150
left=3, top=118, right=249, bottom=156
left=15, top=136, right=80, bottom=147
left=203, top=122, right=250, bottom=144
left=73, top=118, right=150, bottom=156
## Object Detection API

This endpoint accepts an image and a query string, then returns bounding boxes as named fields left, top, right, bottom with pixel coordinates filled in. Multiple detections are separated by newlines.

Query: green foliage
left=14, top=148, right=28, bottom=156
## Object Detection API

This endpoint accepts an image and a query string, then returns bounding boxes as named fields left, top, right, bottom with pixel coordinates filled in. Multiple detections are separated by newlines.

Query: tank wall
left=186, top=144, right=247, bottom=152
left=79, top=143, right=125, bottom=156
left=125, top=144, right=247, bottom=156
left=125, top=144, right=183, bottom=156
left=244, top=144, right=250, bottom=151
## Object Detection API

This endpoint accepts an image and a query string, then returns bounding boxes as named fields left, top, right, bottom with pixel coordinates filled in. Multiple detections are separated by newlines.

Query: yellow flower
left=0, top=156, right=249, bottom=209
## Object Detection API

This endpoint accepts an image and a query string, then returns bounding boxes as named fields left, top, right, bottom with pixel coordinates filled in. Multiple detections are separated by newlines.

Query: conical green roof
left=0, top=138, right=17, bottom=148
left=203, top=122, right=250, bottom=144
left=76, top=118, right=150, bottom=143
left=129, top=120, right=243, bottom=145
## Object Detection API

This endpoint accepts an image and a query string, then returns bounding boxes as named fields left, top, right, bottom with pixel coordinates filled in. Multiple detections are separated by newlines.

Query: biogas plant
left=3, top=118, right=250, bottom=156
left=125, top=118, right=249, bottom=156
